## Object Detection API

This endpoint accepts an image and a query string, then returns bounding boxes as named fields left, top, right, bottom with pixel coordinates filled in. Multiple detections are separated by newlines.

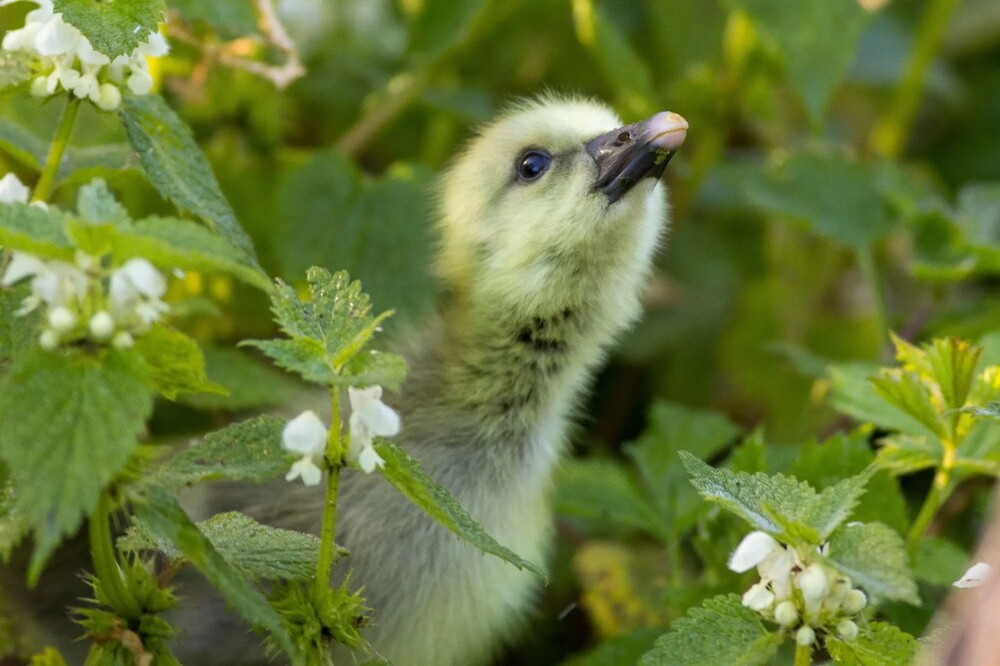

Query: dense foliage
left=1, top=0, right=999, bottom=664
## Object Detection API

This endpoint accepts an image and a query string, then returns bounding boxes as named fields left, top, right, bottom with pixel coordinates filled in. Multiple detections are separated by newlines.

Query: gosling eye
left=516, top=150, right=552, bottom=182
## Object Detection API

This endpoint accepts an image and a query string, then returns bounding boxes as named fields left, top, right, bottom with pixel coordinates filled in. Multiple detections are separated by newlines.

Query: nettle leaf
left=0, top=202, right=73, bottom=258
left=117, top=216, right=272, bottom=290
left=0, top=349, right=152, bottom=580
left=681, top=453, right=871, bottom=544
left=913, top=536, right=969, bottom=586
left=119, top=94, right=263, bottom=274
left=147, top=415, right=293, bottom=490
left=121, top=511, right=321, bottom=582
left=243, top=268, right=407, bottom=389
left=825, top=621, right=918, bottom=666
left=375, top=439, right=545, bottom=578
left=0, top=284, right=41, bottom=366
left=169, top=0, right=259, bottom=38
left=824, top=522, right=919, bottom=605
left=554, top=459, right=666, bottom=538
left=54, top=0, right=165, bottom=58
left=77, top=179, right=130, bottom=227
left=638, top=594, right=782, bottom=666
left=132, top=488, right=296, bottom=657
left=0, top=482, right=28, bottom=562
left=133, top=324, right=227, bottom=400
left=0, top=116, right=137, bottom=181
left=626, top=401, right=740, bottom=536
left=827, top=362, right=938, bottom=438
left=899, top=335, right=981, bottom=412
left=870, top=370, right=947, bottom=439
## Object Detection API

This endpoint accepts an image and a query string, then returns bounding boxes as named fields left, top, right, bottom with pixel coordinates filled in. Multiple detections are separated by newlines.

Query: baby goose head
left=436, top=95, right=687, bottom=314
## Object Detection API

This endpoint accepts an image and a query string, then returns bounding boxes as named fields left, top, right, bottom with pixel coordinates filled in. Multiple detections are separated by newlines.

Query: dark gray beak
left=586, top=111, right=688, bottom=204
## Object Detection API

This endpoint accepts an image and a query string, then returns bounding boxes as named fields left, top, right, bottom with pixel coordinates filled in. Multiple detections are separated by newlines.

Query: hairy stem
left=88, top=490, right=141, bottom=619
left=794, top=642, right=812, bottom=666
left=31, top=98, right=80, bottom=203
left=906, top=467, right=953, bottom=557
left=868, top=0, right=961, bottom=157
left=315, top=388, right=344, bottom=592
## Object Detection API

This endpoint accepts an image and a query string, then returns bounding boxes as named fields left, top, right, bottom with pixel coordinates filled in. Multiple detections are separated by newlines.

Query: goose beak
left=586, top=111, right=688, bottom=204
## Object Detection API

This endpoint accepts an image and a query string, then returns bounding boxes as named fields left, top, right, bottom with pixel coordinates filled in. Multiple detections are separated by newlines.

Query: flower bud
left=39, top=328, right=59, bottom=350
left=88, top=311, right=115, bottom=339
left=795, top=625, right=815, bottom=647
left=841, top=589, right=867, bottom=614
left=30, top=76, right=48, bottom=97
left=95, top=83, right=122, bottom=111
left=796, top=564, right=829, bottom=601
left=773, top=600, right=799, bottom=627
left=47, top=306, right=76, bottom=332
left=112, top=331, right=134, bottom=349
left=741, top=582, right=775, bottom=611
left=836, top=619, right=859, bottom=640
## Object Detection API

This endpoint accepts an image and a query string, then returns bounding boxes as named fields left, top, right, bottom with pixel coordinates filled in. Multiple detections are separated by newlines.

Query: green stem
left=906, top=467, right=953, bottom=557
left=868, top=0, right=961, bottom=157
left=314, top=388, right=344, bottom=592
left=794, top=642, right=812, bottom=666
left=31, top=98, right=80, bottom=203
left=89, top=490, right=141, bottom=619
left=857, top=247, right=889, bottom=349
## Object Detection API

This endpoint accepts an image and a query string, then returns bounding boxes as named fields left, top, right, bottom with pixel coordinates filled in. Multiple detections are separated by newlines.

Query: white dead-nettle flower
left=741, top=582, right=774, bottom=612
left=109, top=257, right=169, bottom=329
left=348, top=385, right=400, bottom=473
left=836, top=619, right=859, bottom=640
left=729, top=531, right=781, bottom=573
left=0, top=0, right=169, bottom=111
left=282, top=410, right=328, bottom=486
left=954, top=562, right=993, bottom=589
left=795, top=625, right=816, bottom=647
left=0, top=173, right=30, bottom=203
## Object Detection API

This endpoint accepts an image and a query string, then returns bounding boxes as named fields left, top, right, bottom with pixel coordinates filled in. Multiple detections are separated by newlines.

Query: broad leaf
left=54, top=0, right=165, bottom=58
left=824, top=522, right=920, bottom=605
left=554, top=459, right=666, bottom=538
left=913, top=536, right=968, bottom=586
left=133, top=325, right=227, bottom=400
left=825, top=622, right=918, bottom=666
left=119, top=94, right=263, bottom=273
left=375, top=439, right=545, bottom=578
left=0, top=349, right=152, bottom=580
left=0, top=203, right=73, bottom=258
left=638, top=594, right=782, bottom=666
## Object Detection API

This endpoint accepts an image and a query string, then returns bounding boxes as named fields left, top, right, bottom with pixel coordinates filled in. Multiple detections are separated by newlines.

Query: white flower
left=47, top=305, right=76, bottom=331
left=954, top=561, right=992, bottom=588
left=796, top=563, right=829, bottom=601
left=282, top=410, right=328, bottom=486
left=841, top=588, right=867, bottom=614
left=2, top=252, right=87, bottom=313
left=95, top=82, right=121, bottom=111
left=0, top=173, right=29, bottom=203
left=109, top=257, right=169, bottom=327
left=795, top=625, right=815, bottom=647
left=126, top=67, right=153, bottom=95
left=33, top=14, right=77, bottom=56
left=741, top=582, right=774, bottom=611
left=136, top=32, right=168, bottom=57
left=88, top=311, right=114, bottom=339
left=112, top=330, right=133, bottom=348
left=836, top=619, right=859, bottom=640
left=758, top=544, right=795, bottom=601
left=729, top=531, right=781, bottom=573
left=773, top=600, right=799, bottom=627
left=38, top=328, right=58, bottom=349
left=347, top=385, right=399, bottom=473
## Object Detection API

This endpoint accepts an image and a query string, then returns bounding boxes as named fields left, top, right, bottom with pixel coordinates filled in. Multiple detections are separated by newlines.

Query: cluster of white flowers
left=730, top=531, right=869, bottom=647
left=281, top=386, right=401, bottom=485
left=0, top=0, right=168, bottom=111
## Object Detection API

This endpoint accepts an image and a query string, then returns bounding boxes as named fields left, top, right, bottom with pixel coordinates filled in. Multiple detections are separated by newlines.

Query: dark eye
left=517, top=151, right=551, bottom=182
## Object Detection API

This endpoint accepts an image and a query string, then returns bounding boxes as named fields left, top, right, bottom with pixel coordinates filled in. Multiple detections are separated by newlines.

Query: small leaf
left=147, top=415, right=294, bottom=490
left=119, top=94, right=263, bottom=274
left=133, top=325, right=227, bottom=400
left=870, top=370, right=947, bottom=438
left=54, top=0, right=165, bottom=58
left=375, top=439, right=545, bottom=578
left=825, top=621, right=918, bottom=666
left=827, top=363, right=937, bottom=438
left=121, top=511, right=322, bottom=583
left=638, top=594, right=782, bottom=666
left=0, top=203, right=73, bottom=258
left=554, top=459, right=666, bottom=538
left=824, top=522, right=920, bottom=605
left=915, top=336, right=981, bottom=411
left=0, top=349, right=152, bottom=580
left=131, top=488, right=296, bottom=657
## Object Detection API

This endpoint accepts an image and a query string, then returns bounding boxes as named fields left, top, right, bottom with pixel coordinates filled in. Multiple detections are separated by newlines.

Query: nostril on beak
left=616, top=131, right=631, bottom=144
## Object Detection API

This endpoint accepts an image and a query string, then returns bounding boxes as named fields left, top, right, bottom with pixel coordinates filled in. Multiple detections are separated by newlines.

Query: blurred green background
left=3, top=0, right=1000, bottom=662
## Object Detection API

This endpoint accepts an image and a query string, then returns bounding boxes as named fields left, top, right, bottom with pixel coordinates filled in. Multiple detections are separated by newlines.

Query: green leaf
left=375, top=439, right=545, bottom=578
left=121, top=511, right=322, bottom=582
left=562, top=627, right=662, bottom=666
left=0, top=203, right=73, bottom=258
left=243, top=268, right=407, bottom=389
left=169, top=0, right=259, bottom=38
left=827, top=362, right=940, bottom=438
left=76, top=179, right=130, bottom=228
left=902, top=336, right=981, bottom=411
left=0, top=284, right=41, bottom=367
left=115, top=216, right=272, bottom=290
left=874, top=434, right=943, bottom=476
left=731, top=0, right=871, bottom=119
left=0, top=349, right=152, bottom=580
left=0, top=52, right=32, bottom=92
left=958, top=401, right=1000, bottom=422
left=870, top=370, right=947, bottom=439
left=146, top=415, right=294, bottom=490
left=0, top=481, right=28, bottom=562
left=0, top=116, right=138, bottom=181
left=637, top=594, right=782, bottom=666
left=626, top=401, right=740, bottom=536
left=176, top=347, right=309, bottom=412
left=54, top=0, right=165, bottom=58
left=912, top=536, right=969, bottom=586
left=825, top=622, right=918, bottom=666
left=682, top=453, right=871, bottom=544
left=824, top=522, right=920, bottom=605
left=133, top=324, right=227, bottom=400
left=119, top=93, right=263, bottom=274
left=131, top=488, right=296, bottom=657
left=554, top=459, right=666, bottom=538
left=408, top=0, right=488, bottom=60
